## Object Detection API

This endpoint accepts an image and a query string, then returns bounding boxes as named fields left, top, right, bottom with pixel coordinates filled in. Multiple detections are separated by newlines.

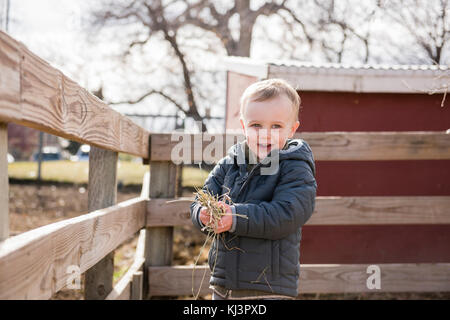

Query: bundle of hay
left=195, top=187, right=231, bottom=232
left=191, top=187, right=247, bottom=299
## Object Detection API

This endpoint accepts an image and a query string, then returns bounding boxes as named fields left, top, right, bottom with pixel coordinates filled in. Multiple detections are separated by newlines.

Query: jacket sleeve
left=230, top=160, right=317, bottom=240
left=190, top=157, right=229, bottom=233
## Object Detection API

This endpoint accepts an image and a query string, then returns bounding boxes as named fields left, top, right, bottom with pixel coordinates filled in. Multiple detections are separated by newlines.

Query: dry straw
left=191, top=186, right=247, bottom=299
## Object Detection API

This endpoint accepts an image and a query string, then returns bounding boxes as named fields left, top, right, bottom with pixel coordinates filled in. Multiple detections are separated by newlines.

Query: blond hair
left=239, top=78, right=301, bottom=123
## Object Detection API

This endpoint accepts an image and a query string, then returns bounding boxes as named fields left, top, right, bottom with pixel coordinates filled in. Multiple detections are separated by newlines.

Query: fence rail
left=149, top=131, right=450, bottom=162
left=0, top=31, right=149, bottom=158
left=148, top=263, right=450, bottom=296
left=0, top=197, right=146, bottom=299
left=146, top=196, right=450, bottom=227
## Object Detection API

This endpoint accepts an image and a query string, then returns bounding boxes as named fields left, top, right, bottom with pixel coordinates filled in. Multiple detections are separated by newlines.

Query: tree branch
left=108, top=89, right=186, bottom=114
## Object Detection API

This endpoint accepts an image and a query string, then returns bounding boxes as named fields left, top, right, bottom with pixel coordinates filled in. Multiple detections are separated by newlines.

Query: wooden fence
left=1, top=31, right=449, bottom=299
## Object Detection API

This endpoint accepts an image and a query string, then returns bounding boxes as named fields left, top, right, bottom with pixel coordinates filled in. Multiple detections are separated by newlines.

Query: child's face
left=239, top=94, right=300, bottom=161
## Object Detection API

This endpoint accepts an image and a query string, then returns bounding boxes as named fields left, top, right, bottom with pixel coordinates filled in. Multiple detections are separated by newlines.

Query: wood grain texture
left=146, top=197, right=192, bottom=227
left=148, top=265, right=211, bottom=297
left=150, top=133, right=244, bottom=163
left=300, top=131, right=450, bottom=161
left=0, top=197, right=146, bottom=299
left=298, top=263, right=450, bottom=293
left=146, top=196, right=450, bottom=227
left=310, top=196, right=450, bottom=225
left=88, top=147, right=118, bottom=215
left=0, top=31, right=149, bottom=158
left=131, top=271, right=144, bottom=300
left=148, top=263, right=450, bottom=296
left=0, top=32, right=20, bottom=121
left=144, top=161, right=177, bottom=298
left=0, top=123, right=9, bottom=240
left=149, top=131, right=450, bottom=162
left=84, top=147, right=118, bottom=300
left=106, top=229, right=146, bottom=300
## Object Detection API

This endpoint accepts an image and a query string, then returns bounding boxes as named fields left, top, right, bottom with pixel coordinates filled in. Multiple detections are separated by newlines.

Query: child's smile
left=257, top=142, right=273, bottom=156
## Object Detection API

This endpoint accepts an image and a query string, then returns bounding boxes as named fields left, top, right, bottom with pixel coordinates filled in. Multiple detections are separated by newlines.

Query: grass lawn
left=8, top=160, right=210, bottom=188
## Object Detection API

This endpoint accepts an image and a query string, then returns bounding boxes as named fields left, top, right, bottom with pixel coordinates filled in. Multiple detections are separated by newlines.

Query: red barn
left=224, top=57, right=450, bottom=264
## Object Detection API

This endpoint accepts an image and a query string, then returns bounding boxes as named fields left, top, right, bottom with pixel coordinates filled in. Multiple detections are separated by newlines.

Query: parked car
left=70, top=144, right=90, bottom=162
left=32, top=146, right=62, bottom=161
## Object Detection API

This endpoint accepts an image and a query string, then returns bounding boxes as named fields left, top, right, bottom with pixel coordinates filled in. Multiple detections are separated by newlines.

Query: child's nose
left=257, top=129, right=271, bottom=142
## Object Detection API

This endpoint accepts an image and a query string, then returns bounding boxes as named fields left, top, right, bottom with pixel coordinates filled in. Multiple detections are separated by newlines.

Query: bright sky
left=8, top=1, right=103, bottom=84
left=9, top=1, right=85, bottom=51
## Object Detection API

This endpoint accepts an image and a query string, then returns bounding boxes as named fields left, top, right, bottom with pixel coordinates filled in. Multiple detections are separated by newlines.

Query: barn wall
left=297, top=90, right=450, bottom=263
left=298, top=91, right=449, bottom=132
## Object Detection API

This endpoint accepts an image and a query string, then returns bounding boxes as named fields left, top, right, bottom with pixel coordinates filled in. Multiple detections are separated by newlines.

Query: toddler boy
left=190, top=78, right=317, bottom=300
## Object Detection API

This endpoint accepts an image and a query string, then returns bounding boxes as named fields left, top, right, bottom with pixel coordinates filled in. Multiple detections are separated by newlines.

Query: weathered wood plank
left=299, top=264, right=449, bottom=293
left=146, top=196, right=450, bottom=227
left=0, top=32, right=21, bottom=121
left=0, top=123, right=9, bottom=241
left=148, top=263, right=450, bottom=296
left=146, top=198, right=191, bottom=227
left=309, top=196, right=450, bottom=225
left=300, top=131, right=450, bottom=161
left=106, top=229, right=146, bottom=300
left=0, top=197, right=146, bottom=300
left=84, top=147, right=118, bottom=300
left=0, top=31, right=149, bottom=158
left=149, top=131, right=450, bottom=162
left=131, top=271, right=144, bottom=300
left=144, top=161, right=177, bottom=298
left=148, top=266, right=211, bottom=297
left=150, top=132, right=241, bottom=163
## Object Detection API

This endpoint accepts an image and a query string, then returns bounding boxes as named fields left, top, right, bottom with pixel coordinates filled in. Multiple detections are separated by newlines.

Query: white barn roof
left=223, top=56, right=449, bottom=94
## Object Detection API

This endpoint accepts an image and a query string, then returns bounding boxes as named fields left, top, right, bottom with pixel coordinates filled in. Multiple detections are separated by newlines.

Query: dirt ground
left=7, top=183, right=449, bottom=300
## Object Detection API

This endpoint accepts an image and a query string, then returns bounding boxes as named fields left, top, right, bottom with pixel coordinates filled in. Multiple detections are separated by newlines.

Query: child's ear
left=289, top=120, right=300, bottom=138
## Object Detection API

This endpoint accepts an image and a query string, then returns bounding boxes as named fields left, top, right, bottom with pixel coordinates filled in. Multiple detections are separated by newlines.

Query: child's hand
left=199, top=207, right=211, bottom=226
left=214, top=201, right=233, bottom=234
left=198, top=202, right=233, bottom=234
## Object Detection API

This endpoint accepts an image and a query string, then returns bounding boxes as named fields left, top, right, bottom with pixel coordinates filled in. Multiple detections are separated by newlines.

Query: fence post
left=84, top=146, right=118, bottom=300
left=131, top=271, right=144, bottom=300
left=144, top=160, right=178, bottom=299
left=0, top=123, right=9, bottom=241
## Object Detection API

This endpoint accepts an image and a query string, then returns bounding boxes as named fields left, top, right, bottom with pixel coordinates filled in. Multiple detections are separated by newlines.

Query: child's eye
left=250, top=124, right=261, bottom=128
left=272, top=124, right=282, bottom=129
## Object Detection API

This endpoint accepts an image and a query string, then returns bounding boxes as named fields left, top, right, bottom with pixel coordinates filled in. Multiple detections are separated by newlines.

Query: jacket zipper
left=236, top=163, right=262, bottom=199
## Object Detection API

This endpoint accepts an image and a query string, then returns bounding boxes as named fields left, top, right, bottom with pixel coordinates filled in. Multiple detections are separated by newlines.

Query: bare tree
left=91, top=0, right=210, bottom=131
left=180, top=0, right=310, bottom=57
left=378, top=0, right=450, bottom=64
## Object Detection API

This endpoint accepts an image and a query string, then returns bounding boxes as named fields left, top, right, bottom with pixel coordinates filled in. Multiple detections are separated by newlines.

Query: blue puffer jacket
left=190, top=138, right=317, bottom=297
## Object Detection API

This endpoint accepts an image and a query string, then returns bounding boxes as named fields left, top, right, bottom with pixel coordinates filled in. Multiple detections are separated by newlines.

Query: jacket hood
left=227, top=138, right=316, bottom=177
